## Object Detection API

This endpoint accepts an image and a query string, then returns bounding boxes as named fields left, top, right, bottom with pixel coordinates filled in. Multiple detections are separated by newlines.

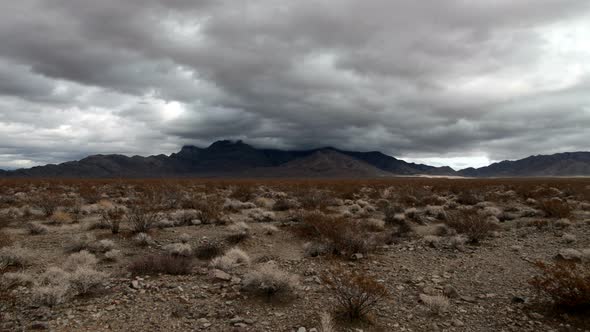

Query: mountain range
left=1, top=140, right=589, bottom=178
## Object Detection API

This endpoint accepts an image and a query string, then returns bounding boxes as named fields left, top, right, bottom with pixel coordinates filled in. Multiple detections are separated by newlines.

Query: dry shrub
left=0, top=245, right=33, bottom=269
left=1, top=272, right=34, bottom=289
left=127, top=205, right=159, bottom=233
left=530, top=261, right=590, bottom=311
left=129, top=254, right=193, bottom=275
left=456, top=191, right=479, bottom=205
left=163, top=243, right=192, bottom=257
left=273, top=198, right=296, bottom=211
left=195, top=242, right=224, bottom=260
left=69, top=267, right=108, bottom=295
left=63, top=234, right=96, bottom=253
left=298, top=189, right=331, bottom=211
left=229, top=185, right=254, bottom=202
left=445, top=209, right=499, bottom=244
left=35, top=194, right=61, bottom=217
left=100, top=207, right=125, bottom=234
left=195, top=198, right=223, bottom=224
left=210, top=247, right=250, bottom=271
left=301, top=212, right=373, bottom=255
left=49, top=211, right=73, bottom=224
left=538, top=199, right=572, bottom=218
left=242, top=263, right=298, bottom=300
left=322, top=267, right=388, bottom=321
left=419, top=294, right=450, bottom=315
left=133, top=232, right=153, bottom=247
left=26, top=222, right=48, bottom=235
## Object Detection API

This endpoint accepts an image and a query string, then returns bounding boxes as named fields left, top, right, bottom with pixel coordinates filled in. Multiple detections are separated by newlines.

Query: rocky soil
left=1, top=179, right=589, bottom=332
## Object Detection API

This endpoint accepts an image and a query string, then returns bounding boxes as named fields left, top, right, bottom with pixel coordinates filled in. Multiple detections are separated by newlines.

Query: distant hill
left=0, top=140, right=456, bottom=178
left=459, top=152, right=590, bottom=177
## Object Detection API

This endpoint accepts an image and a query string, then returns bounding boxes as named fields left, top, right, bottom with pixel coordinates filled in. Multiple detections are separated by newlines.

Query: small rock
left=210, top=269, right=232, bottom=282
left=297, top=328, right=307, bottom=332
left=131, top=280, right=140, bottom=289
left=443, top=285, right=459, bottom=298
left=452, top=319, right=464, bottom=327
left=30, top=322, right=49, bottom=330
left=351, top=253, right=364, bottom=260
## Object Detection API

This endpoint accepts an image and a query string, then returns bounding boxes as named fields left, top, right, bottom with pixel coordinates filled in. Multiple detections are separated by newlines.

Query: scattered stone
left=210, top=269, right=232, bottom=282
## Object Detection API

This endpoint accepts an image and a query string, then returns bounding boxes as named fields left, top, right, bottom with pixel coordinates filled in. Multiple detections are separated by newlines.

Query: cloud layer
left=1, top=0, right=589, bottom=169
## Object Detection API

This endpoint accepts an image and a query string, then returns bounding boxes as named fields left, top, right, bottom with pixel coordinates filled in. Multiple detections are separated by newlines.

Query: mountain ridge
left=1, top=141, right=590, bottom=177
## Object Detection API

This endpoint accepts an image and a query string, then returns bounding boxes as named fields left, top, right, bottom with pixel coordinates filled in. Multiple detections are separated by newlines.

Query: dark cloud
left=0, top=0, right=589, bottom=169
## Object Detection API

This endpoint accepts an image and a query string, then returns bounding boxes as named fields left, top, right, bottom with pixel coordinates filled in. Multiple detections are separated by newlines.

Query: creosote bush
left=101, top=207, right=125, bottom=234
left=529, top=261, right=590, bottom=310
left=129, top=254, right=193, bottom=275
left=445, top=209, right=499, bottom=244
left=127, top=205, right=159, bottom=233
left=300, top=211, right=373, bottom=256
left=322, top=267, right=388, bottom=321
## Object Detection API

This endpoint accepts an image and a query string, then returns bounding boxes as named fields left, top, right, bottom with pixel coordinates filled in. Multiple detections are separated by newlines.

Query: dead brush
left=229, top=185, right=255, bottom=202
left=100, top=207, right=125, bottom=234
left=322, top=267, right=388, bottom=321
left=529, top=261, right=590, bottom=311
left=126, top=205, right=159, bottom=233
left=195, top=198, right=223, bottom=224
left=129, top=254, right=193, bottom=275
left=34, top=194, right=62, bottom=217
left=444, top=209, right=499, bottom=244
left=300, top=211, right=373, bottom=256
left=538, top=199, right=572, bottom=218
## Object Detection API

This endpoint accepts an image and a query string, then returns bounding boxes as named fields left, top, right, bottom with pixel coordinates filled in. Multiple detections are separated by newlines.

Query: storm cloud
left=1, top=0, right=589, bottom=169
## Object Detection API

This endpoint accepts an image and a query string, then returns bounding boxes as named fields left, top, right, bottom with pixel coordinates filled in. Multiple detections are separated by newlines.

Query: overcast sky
left=1, top=0, right=589, bottom=170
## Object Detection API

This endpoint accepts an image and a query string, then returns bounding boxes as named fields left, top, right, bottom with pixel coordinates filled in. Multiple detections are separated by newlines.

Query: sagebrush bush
left=1, top=272, right=34, bottom=289
left=104, top=249, right=122, bottom=261
left=529, top=261, right=590, bottom=310
left=69, top=267, right=108, bottom=295
left=242, top=263, right=298, bottom=299
left=31, top=285, right=70, bottom=307
left=63, top=250, right=98, bottom=272
left=445, top=209, right=499, bottom=244
left=38, top=267, right=70, bottom=286
left=0, top=244, right=33, bottom=268
left=129, top=254, right=193, bottom=275
left=322, top=267, right=388, bottom=321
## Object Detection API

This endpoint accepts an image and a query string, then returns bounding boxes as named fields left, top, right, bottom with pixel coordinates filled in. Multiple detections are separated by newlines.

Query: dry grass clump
left=456, top=191, right=480, bottom=205
left=319, top=312, right=335, bottom=332
left=322, top=267, right=388, bottom=321
left=538, top=199, right=572, bottom=218
left=261, top=224, right=279, bottom=235
left=0, top=244, right=33, bottom=268
left=419, top=294, right=450, bottom=315
left=529, top=261, right=590, bottom=311
left=273, top=198, right=297, bottom=211
left=26, top=222, right=48, bottom=235
left=104, top=249, right=122, bottom=261
left=226, top=221, right=251, bottom=244
left=129, top=254, right=193, bottom=275
left=49, top=211, right=73, bottom=224
left=444, top=209, right=499, bottom=244
left=210, top=247, right=250, bottom=271
left=31, top=252, right=108, bottom=306
left=242, top=263, right=298, bottom=300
